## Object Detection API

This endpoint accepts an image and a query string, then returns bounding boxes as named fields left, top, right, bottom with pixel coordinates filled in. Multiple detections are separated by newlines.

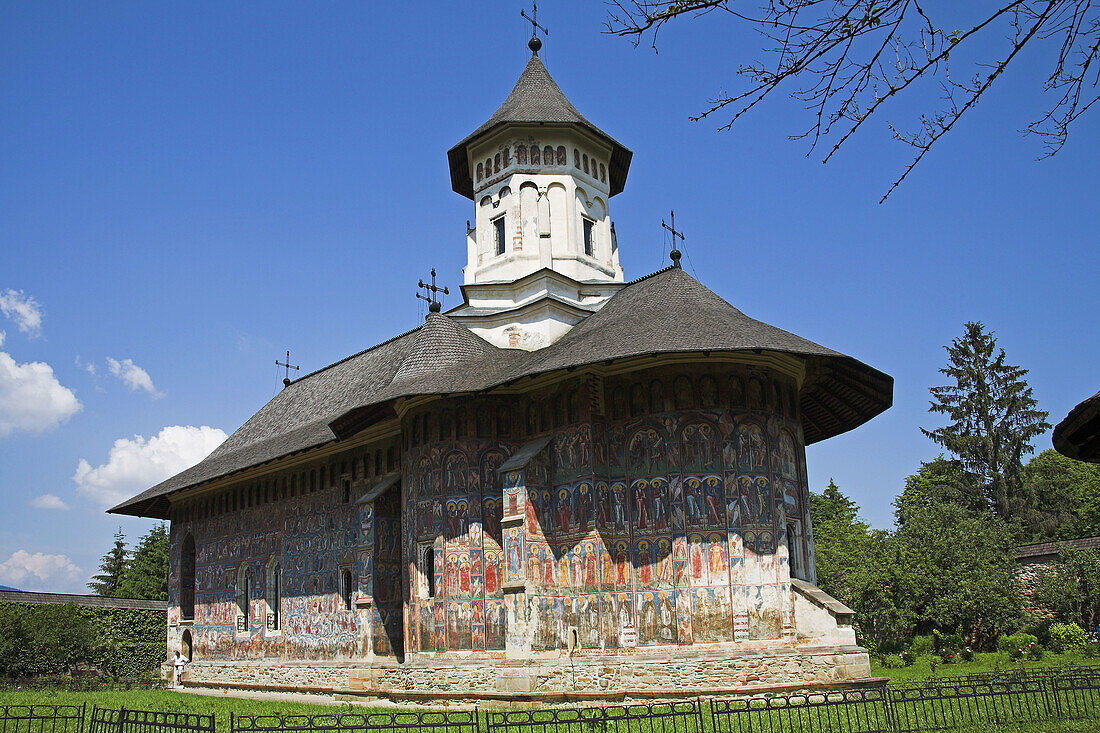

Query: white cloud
left=106, top=357, right=161, bottom=397
left=31, top=494, right=71, bottom=511
left=0, top=351, right=82, bottom=437
left=0, top=289, right=44, bottom=337
left=75, top=355, right=96, bottom=376
left=73, top=425, right=227, bottom=507
left=0, top=550, right=83, bottom=592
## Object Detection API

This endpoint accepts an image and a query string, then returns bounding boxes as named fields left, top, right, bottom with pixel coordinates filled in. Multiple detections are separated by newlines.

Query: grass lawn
left=0, top=688, right=369, bottom=717
left=870, top=650, right=1100, bottom=684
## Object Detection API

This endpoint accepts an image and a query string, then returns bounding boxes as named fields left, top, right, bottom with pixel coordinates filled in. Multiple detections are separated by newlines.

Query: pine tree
left=87, top=528, right=129, bottom=597
left=116, top=523, right=169, bottom=601
left=921, top=321, right=1051, bottom=526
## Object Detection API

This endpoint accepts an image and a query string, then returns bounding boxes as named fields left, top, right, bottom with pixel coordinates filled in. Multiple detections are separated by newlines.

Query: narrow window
left=424, top=547, right=436, bottom=598
left=494, top=216, right=506, bottom=255
left=343, top=479, right=351, bottom=504
left=180, top=534, right=196, bottom=621
left=269, top=565, right=280, bottom=631
left=787, top=523, right=802, bottom=579
left=342, top=569, right=354, bottom=611
left=583, top=218, right=594, bottom=256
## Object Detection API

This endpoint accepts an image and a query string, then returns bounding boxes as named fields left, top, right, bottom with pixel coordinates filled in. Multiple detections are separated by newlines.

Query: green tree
left=88, top=528, right=129, bottom=597
left=1034, top=546, right=1100, bottom=630
left=809, top=479, right=872, bottom=600
left=921, top=321, right=1050, bottom=531
left=893, top=460, right=1023, bottom=646
left=0, top=602, right=96, bottom=677
left=1019, top=449, right=1100, bottom=542
left=116, top=523, right=169, bottom=601
left=808, top=480, right=910, bottom=647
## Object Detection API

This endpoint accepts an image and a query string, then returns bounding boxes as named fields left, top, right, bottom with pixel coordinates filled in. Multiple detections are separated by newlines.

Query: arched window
left=556, top=146, right=566, bottom=165
left=342, top=569, right=353, bottom=611
left=266, top=559, right=280, bottom=632
left=530, top=144, right=540, bottom=164
left=237, top=564, right=250, bottom=621
left=424, top=546, right=436, bottom=598
left=574, top=148, right=580, bottom=167
left=600, top=163, right=606, bottom=182
left=180, top=534, right=195, bottom=621
left=476, top=162, right=483, bottom=181
left=544, top=146, right=554, bottom=165
left=583, top=153, right=589, bottom=175
left=516, top=145, right=527, bottom=165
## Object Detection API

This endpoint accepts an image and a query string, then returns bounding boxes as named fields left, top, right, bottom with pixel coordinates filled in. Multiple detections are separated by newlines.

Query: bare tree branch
left=605, top=1, right=1099, bottom=200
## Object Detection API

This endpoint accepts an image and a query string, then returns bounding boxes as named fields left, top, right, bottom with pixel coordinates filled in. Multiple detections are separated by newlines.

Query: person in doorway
left=173, top=649, right=187, bottom=686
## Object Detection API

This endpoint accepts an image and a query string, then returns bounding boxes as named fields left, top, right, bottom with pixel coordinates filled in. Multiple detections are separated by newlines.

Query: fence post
left=474, top=705, right=481, bottom=733
left=117, top=707, right=126, bottom=733
left=230, top=712, right=234, bottom=733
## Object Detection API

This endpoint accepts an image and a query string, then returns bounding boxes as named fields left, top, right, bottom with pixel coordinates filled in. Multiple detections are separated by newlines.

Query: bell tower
left=445, top=33, right=633, bottom=351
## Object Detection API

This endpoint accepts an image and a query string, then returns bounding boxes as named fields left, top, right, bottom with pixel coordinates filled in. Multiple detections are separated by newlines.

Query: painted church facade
left=113, top=39, right=892, bottom=698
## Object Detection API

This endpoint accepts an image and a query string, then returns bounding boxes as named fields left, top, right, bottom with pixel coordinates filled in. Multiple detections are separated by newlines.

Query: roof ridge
left=624, top=264, right=678, bottom=286
left=288, top=322, right=424, bottom=385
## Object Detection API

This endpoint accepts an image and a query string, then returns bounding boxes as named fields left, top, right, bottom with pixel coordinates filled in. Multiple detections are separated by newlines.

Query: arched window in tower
left=493, top=215, right=506, bottom=256
left=516, top=145, right=527, bottom=165
left=485, top=158, right=492, bottom=178
left=583, top=153, right=589, bottom=175
left=503, top=147, right=511, bottom=167
left=582, top=218, right=595, bottom=256
left=556, top=146, right=566, bottom=165
left=494, top=153, right=501, bottom=173
left=180, top=534, right=195, bottom=621
left=574, top=148, right=580, bottom=167
left=600, top=163, right=606, bottom=183
left=476, top=162, right=483, bottom=182
left=544, top=146, right=554, bottom=164
left=530, top=145, right=540, bottom=164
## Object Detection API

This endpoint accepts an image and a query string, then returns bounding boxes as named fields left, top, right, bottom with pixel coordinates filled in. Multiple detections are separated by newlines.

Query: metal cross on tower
left=521, top=2, right=549, bottom=54
left=276, top=350, right=300, bottom=388
left=661, top=210, right=685, bottom=268
left=417, top=268, right=450, bottom=314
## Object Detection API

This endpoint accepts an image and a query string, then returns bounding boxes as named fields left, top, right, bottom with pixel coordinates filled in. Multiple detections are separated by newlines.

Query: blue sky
left=1, top=2, right=1096, bottom=592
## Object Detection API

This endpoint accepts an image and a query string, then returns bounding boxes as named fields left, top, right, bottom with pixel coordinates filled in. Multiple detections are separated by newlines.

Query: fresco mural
left=168, top=365, right=811, bottom=664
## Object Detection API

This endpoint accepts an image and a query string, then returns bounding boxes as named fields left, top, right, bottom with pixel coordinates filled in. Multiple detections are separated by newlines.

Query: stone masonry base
left=181, top=645, right=873, bottom=701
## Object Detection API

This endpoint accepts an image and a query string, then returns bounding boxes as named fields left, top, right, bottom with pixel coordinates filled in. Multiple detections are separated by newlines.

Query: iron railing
left=3, top=667, right=1100, bottom=733
left=89, top=709, right=213, bottom=733
left=486, top=699, right=706, bottom=733
left=230, top=710, right=480, bottom=733
left=0, top=704, right=86, bottom=733
left=712, top=688, right=891, bottom=733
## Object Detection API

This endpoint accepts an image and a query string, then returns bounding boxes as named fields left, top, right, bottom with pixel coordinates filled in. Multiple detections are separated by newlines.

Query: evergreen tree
left=87, top=528, right=129, bottom=597
left=921, top=321, right=1050, bottom=527
left=116, top=523, right=169, bottom=601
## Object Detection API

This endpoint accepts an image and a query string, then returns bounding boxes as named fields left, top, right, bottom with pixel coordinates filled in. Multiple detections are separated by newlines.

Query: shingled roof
left=110, top=267, right=892, bottom=519
left=447, top=53, right=633, bottom=199
left=1053, top=389, right=1100, bottom=463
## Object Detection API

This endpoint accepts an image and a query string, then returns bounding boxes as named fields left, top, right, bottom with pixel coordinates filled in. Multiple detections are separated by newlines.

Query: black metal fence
left=487, top=699, right=705, bottom=733
left=0, top=704, right=86, bottom=733
left=230, top=710, right=479, bottom=733
left=3, top=667, right=1100, bottom=733
left=89, top=708, right=213, bottom=733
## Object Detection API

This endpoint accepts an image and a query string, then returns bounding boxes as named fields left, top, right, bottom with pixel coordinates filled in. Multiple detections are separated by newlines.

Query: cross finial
left=661, top=210, right=685, bottom=268
left=275, top=350, right=300, bottom=388
left=521, top=2, right=549, bottom=55
left=416, top=268, right=450, bottom=315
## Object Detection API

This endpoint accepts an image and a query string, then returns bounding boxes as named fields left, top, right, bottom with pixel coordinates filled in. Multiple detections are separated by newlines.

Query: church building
left=112, top=33, right=892, bottom=698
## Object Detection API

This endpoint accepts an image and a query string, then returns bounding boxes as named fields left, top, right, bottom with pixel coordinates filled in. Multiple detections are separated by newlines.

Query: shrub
left=911, top=635, right=935, bottom=656
left=1027, top=642, right=1044, bottom=661
left=998, top=631, right=1039, bottom=660
left=961, top=646, right=975, bottom=662
left=1049, top=623, right=1087, bottom=654
left=1084, top=641, right=1100, bottom=659
left=899, top=650, right=916, bottom=666
left=934, top=630, right=964, bottom=658
left=880, top=654, right=906, bottom=669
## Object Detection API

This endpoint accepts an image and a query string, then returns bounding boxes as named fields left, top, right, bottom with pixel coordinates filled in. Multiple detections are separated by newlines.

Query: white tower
left=445, top=36, right=633, bottom=350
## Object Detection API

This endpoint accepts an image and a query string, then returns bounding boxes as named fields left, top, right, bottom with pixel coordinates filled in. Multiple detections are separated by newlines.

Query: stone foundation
left=181, top=644, right=871, bottom=700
